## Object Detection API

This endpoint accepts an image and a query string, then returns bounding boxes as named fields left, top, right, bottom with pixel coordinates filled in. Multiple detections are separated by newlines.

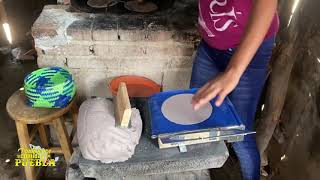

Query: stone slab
left=76, top=136, right=228, bottom=179
left=67, top=149, right=211, bottom=180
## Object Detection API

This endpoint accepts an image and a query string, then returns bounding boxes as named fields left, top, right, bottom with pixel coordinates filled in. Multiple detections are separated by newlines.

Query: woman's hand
left=192, top=68, right=241, bottom=110
left=192, top=0, right=277, bottom=110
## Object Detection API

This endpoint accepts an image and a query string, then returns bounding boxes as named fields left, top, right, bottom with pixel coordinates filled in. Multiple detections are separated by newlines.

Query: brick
left=171, top=30, right=200, bottom=43
left=96, top=57, right=120, bottom=70
left=143, top=16, right=174, bottom=41
left=162, top=69, right=192, bottom=90
left=67, top=56, right=103, bottom=69
left=66, top=14, right=94, bottom=41
left=43, top=44, right=94, bottom=56
left=92, top=15, right=118, bottom=41
left=37, top=55, right=66, bottom=68
left=118, top=29, right=174, bottom=42
left=119, top=57, right=168, bottom=73
left=146, top=44, right=195, bottom=57
left=67, top=56, right=119, bottom=69
left=33, top=5, right=200, bottom=101
left=167, top=56, right=194, bottom=69
left=94, top=44, right=146, bottom=57
left=94, top=42, right=195, bottom=58
left=117, top=15, right=174, bottom=42
left=144, top=30, right=174, bottom=41
left=118, top=15, right=145, bottom=30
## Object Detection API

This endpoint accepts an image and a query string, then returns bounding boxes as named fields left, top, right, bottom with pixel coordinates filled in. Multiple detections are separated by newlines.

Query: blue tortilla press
left=148, top=89, right=255, bottom=147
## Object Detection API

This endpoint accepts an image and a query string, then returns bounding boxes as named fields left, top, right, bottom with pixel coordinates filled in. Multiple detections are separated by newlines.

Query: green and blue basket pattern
left=24, top=67, right=76, bottom=108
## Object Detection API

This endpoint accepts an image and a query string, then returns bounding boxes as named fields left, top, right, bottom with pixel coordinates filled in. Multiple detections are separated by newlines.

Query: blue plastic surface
left=149, top=89, right=245, bottom=137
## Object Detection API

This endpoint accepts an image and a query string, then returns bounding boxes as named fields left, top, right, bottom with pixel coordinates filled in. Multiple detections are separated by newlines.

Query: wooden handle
left=114, top=82, right=132, bottom=128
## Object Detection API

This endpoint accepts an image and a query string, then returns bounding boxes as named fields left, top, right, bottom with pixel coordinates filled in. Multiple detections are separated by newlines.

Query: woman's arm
left=192, top=0, right=278, bottom=110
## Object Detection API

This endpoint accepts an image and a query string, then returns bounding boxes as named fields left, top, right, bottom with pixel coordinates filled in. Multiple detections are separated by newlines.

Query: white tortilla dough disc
left=161, top=94, right=213, bottom=125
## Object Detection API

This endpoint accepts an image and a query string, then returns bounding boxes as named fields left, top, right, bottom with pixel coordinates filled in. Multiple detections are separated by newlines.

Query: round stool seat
left=6, top=89, right=76, bottom=124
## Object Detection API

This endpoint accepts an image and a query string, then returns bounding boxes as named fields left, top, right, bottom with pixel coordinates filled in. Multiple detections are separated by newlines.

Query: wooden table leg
left=38, top=124, right=49, bottom=148
left=70, top=104, right=78, bottom=141
left=52, top=118, right=73, bottom=162
left=15, top=121, right=36, bottom=180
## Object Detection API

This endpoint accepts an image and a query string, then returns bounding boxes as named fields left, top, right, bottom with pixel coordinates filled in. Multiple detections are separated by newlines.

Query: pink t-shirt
left=199, top=0, right=279, bottom=50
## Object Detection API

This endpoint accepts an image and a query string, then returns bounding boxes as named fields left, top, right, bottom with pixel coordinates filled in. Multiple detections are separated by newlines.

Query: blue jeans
left=190, top=38, right=275, bottom=180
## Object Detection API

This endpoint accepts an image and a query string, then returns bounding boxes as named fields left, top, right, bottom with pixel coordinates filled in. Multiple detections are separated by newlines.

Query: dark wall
left=268, top=0, right=320, bottom=179
left=0, top=0, right=56, bottom=45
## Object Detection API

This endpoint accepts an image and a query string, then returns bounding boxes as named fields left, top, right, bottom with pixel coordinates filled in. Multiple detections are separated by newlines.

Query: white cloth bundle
left=77, top=98, right=142, bottom=163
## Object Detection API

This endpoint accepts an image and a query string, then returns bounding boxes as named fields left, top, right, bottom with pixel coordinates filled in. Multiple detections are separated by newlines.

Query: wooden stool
left=6, top=89, right=78, bottom=180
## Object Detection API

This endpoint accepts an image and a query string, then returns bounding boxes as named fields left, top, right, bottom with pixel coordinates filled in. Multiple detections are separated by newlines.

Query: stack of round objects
left=24, top=67, right=76, bottom=108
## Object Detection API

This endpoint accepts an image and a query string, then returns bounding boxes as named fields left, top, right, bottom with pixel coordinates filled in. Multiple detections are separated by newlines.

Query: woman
left=191, top=0, right=279, bottom=179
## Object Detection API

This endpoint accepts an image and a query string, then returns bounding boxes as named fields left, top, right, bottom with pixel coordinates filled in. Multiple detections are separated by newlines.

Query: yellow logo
left=15, top=144, right=56, bottom=167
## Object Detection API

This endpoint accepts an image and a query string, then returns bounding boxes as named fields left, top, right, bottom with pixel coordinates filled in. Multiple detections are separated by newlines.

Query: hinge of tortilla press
left=178, top=145, right=187, bottom=153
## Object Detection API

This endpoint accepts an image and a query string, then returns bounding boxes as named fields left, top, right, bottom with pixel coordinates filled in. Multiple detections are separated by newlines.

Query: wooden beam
left=256, top=31, right=299, bottom=166
left=52, top=118, right=73, bottom=162
left=29, top=125, right=38, bottom=143
left=49, top=147, right=63, bottom=154
left=113, top=82, right=132, bottom=128
left=0, top=0, right=8, bottom=22
left=15, top=121, right=36, bottom=180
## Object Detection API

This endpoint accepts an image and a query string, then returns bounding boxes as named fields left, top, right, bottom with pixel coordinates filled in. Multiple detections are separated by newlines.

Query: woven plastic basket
left=24, top=67, right=76, bottom=108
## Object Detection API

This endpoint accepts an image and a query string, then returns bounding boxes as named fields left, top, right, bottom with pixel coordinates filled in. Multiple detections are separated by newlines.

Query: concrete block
left=162, top=68, right=192, bottom=90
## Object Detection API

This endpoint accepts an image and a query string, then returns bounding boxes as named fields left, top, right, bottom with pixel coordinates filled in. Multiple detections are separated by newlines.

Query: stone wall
left=32, top=4, right=199, bottom=98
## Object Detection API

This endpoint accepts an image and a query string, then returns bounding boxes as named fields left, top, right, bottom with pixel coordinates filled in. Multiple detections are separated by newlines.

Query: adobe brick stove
left=32, top=0, right=199, bottom=98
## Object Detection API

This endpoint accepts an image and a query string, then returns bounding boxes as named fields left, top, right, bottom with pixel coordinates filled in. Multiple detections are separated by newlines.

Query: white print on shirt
left=199, top=0, right=243, bottom=37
